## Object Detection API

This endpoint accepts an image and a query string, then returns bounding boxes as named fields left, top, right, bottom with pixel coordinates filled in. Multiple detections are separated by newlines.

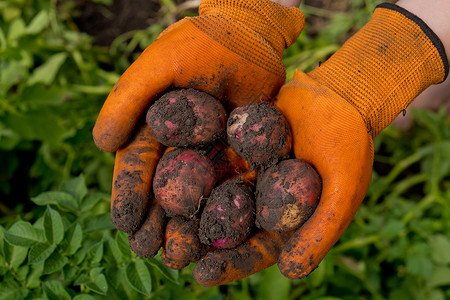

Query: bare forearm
left=270, top=0, right=301, bottom=8
left=396, top=0, right=450, bottom=62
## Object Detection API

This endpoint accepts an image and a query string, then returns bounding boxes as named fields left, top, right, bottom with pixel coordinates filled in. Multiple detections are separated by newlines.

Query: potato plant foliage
left=1, top=0, right=449, bottom=299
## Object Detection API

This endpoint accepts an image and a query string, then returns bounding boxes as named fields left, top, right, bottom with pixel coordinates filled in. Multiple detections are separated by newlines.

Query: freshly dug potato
left=146, top=88, right=227, bottom=147
left=255, top=159, right=321, bottom=233
left=153, top=148, right=216, bottom=217
left=199, top=179, right=255, bottom=249
left=162, top=216, right=205, bottom=269
left=227, top=102, right=292, bottom=167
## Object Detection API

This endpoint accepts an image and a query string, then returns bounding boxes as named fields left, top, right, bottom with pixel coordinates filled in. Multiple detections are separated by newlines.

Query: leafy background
left=1, top=0, right=449, bottom=299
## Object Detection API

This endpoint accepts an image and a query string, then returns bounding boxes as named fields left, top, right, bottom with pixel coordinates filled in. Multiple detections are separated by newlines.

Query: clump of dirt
left=72, top=0, right=197, bottom=46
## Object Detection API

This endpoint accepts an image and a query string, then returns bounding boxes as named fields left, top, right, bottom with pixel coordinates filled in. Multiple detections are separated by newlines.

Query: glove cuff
left=308, top=3, right=449, bottom=138
left=199, top=0, right=305, bottom=58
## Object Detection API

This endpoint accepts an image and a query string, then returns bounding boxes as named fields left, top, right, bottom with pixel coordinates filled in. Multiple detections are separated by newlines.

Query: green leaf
left=29, top=243, right=56, bottom=264
left=32, top=191, right=78, bottom=212
left=3, top=243, right=28, bottom=270
left=115, top=231, right=132, bottom=260
left=104, top=235, right=124, bottom=265
left=427, top=266, right=450, bottom=288
left=43, top=250, right=69, bottom=275
left=0, top=281, right=28, bottom=300
left=87, top=267, right=108, bottom=295
left=8, top=18, right=26, bottom=40
left=28, top=53, right=67, bottom=85
left=62, top=264, right=78, bottom=282
left=87, top=240, right=104, bottom=264
left=19, top=84, right=66, bottom=107
left=73, top=295, right=96, bottom=300
left=146, top=257, right=179, bottom=285
left=42, top=280, right=71, bottom=300
left=406, top=253, right=433, bottom=278
left=43, top=206, right=64, bottom=244
left=428, top=289, right=446, bottom=300
left=126, top=260, right=152, bottom=296
left=256, top=265, right=291, bottom=300
left=26, top=10, right=49, bottom=34
left=84, top=213, right=114, bottom=233
left=61, top=175, right=88, bottom=202
left=60, top=223, right=82, bottom=255
left=3, top=109, right=67, bottom=143
left=4, top=220, right=45, bottom=247
left=80, top=192, right=110, bottom=212
left=430, top=235, right=450, bottom=264
left=27, top=263, right=44, bottom=289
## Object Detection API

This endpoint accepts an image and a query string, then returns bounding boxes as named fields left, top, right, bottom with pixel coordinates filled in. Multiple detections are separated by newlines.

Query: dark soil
left=72, top=0, right=194, bottom=46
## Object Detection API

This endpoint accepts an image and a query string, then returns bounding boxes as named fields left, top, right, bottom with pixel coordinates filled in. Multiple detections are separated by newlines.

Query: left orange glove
left=93, top=0, right=304, bottom=152
left=95, top=0, right=304, bottom=235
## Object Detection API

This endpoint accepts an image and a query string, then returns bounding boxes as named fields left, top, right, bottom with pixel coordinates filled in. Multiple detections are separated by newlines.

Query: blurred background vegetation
left=1, top=0, right=449, bottom=299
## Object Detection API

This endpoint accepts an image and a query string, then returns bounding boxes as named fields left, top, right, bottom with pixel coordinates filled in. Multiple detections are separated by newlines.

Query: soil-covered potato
left=256, top=159, right=321, bottom=233
left=147, top=88, right=227, bottom=147
left=153, top=148, right=216, bottom=217
left=227, top=102, right=292, bottom=167
left=199, top=179, right=255, bottom=249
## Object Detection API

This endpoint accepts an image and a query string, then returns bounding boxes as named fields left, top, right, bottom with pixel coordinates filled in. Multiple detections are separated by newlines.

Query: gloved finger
left=161, top=217, right=206, bottom=270
left=274, top=73, right=374, bottom=279
left=93, top=41, right=174, bottom=152
left=110, top=122, right=164, bottom=234
left=129, top=198, right=166, bottom=258
left=192, top=230, right=291, bottom=287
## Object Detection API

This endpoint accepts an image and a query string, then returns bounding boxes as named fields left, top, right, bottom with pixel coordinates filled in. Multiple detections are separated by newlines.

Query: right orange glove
left=276, top=2, right=448, bottom=279
left=193, top=3, right=448, bottom=286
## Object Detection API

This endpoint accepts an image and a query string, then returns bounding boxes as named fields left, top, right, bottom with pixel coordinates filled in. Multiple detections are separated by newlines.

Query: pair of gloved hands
left=93, top=0, right=448, bottom=287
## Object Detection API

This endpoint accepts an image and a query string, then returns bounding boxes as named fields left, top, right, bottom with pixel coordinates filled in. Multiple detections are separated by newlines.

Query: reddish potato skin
left=227, top=102, right=292, bottom=167
left=199, top=180, right=255, bottom=249
left=256, top=159, right=321, bottom=233
left=153, top=148, right=216, bottom=217
left=146, top=89, right=227, bottom=147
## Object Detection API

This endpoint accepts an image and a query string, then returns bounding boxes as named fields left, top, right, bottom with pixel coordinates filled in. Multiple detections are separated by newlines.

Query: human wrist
left=396, top=0, right=450, bottom=63
left=269, top=0, right=301, bottom=8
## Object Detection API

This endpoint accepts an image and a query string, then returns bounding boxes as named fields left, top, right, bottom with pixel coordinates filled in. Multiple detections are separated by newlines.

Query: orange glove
left=193, top=3, right=448, bottom=286
left=93, top=0, right=304, bottom=152
left=98, top=0, right=304, bottom=236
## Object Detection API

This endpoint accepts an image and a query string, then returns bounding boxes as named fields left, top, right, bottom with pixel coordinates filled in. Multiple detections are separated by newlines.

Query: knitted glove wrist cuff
left=308, top=2, right=449, bottom=138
